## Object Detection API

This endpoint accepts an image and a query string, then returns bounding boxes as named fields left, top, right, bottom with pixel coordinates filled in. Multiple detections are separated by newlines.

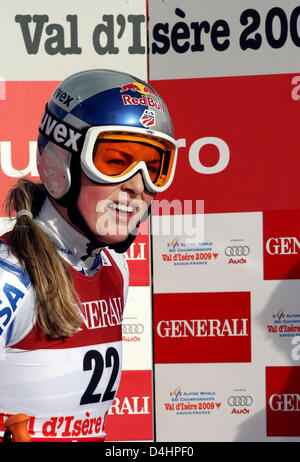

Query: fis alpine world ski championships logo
left=266, top=308, right=300, bottom=338
left=161, top=237, right=219, bottom=266
left=163, top=385, right=221, bottom=416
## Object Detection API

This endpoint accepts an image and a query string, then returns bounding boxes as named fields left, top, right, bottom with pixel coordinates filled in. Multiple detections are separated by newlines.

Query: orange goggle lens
left=92, top=132, right=175, bottom=188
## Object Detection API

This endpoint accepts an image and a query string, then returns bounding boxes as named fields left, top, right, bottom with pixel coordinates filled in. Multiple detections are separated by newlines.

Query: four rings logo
left=227, top=395, right=253, bottom=407
left=225, top=246, right=250, bottom=257
left=122, top=323, right=144, bottom=335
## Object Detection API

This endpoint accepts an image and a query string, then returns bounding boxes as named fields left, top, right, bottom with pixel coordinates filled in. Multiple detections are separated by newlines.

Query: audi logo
left=122, top=323, right=144, bottom=334
left=227, top=396, right=253, bottom=407
left=225, top=246, right=250, bottom=257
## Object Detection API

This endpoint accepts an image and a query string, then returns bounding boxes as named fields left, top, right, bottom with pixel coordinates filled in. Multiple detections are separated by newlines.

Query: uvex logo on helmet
left=53, top=87, right=74, bottom=107
left=39, top=105, right=85, bottom=154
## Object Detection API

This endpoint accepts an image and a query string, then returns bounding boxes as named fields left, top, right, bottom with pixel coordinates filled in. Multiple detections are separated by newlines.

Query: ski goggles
left=80, top=126, right=178, bottom=193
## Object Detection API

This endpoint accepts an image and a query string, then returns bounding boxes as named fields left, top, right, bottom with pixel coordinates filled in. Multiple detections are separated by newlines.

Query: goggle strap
left=39, top=104, right=86, bottom=155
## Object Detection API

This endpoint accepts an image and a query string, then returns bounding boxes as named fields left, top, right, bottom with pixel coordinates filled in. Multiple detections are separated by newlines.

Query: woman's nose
left=121, top=172, right=145, bottom=196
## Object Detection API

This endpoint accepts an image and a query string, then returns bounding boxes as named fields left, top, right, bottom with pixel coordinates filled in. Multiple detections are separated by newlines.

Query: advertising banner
left=149, top=0, right=300, bottom=442
left=149, top=0, right=300, bottom=80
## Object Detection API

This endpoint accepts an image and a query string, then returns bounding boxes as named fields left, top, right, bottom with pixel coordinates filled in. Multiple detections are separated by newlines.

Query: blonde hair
left=5, top=178, right=82, bottom=338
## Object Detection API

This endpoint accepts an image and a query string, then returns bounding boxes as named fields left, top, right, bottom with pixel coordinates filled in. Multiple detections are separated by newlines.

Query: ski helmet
left=36, top=69, right=177, bottom=251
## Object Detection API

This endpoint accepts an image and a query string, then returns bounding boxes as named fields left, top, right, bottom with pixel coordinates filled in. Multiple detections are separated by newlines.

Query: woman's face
left=77, top=170, right=155, bottom=244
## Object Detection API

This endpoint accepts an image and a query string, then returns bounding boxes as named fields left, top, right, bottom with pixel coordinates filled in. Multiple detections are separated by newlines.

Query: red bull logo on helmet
left=119, top=81, right=164, bottom=113
left=120, top=82, right=157, bottom=97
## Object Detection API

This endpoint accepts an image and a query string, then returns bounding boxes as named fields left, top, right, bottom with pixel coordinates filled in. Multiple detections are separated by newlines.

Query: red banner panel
left=150, top=74, right=300, bottom=214
left=125, top=220, right=150, bottom=286
left=266, top=366, right=300, bottom=437
left=263, top=210, right=300, bottom=280
left=0, top=81, right=58, bottom=214
left=105, top=370, right=153, bottom=441
left=154, top=291, right=251, bottom=363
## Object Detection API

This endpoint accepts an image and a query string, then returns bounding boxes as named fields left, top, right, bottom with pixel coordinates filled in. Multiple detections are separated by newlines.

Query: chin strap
left=80, top=241, right=102, bottom=261
left=108, top=205, right=151, bottom=253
